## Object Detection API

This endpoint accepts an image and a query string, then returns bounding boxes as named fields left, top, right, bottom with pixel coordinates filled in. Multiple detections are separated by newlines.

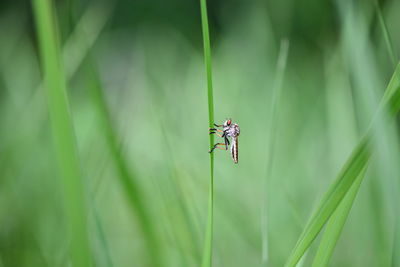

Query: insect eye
left=227, top=119, right=231, bottom=125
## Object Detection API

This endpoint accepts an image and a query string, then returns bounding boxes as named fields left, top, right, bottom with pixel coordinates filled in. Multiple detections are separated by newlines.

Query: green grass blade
left=374, top=6, right=400, bottom=266
left=311, top=166, right=368, bottom=267
left=92, top=204, right=114, bottom=267
left=285, top=135, right=371, bottom=267
left=31, top=0, right=92, bottom=266
left=62, top=3, right=112, bottom=79
left=86, top=64, right=162, bottom=267
left=374, top=0, right=397, bottom=67
left=262, top=39, right=290, bottom=263
left=285, top=63, right=400, bottom=267
left=393, top=207, right=400, bottom=266
left=199, top=0, right=215, bottom=266
left=311, top=5, right=399, bottom=263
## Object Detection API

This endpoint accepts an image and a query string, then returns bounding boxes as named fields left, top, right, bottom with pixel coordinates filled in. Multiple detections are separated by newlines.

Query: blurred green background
left=1, top=0, right=400, bottom=266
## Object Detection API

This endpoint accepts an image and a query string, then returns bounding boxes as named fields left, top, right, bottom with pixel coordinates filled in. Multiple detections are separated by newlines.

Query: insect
left=209, top=119, right=240, bottom=164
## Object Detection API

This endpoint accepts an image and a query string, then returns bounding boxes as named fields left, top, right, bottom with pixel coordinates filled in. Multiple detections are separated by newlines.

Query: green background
left=0, top=0, right=400, bottom=266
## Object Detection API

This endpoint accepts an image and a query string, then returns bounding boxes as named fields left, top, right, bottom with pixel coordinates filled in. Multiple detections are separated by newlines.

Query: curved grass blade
left=87, top=64, right=162, bottom=267
left=374, top=5, right=400, bottom=262
left=311, top=166, right=367, bottom=267
left=199, top=0, right=215, bottom=266
left=92, top=203, right=114, bottom=267
left=262, top=39, right=289, bottom=263
left=285, top=63, right=400, bottom=267
left=374, top=0, right=397, bottom=67
left=32, top=0, right=92, bottom=266
left=311, top=5, right=399, bottom=265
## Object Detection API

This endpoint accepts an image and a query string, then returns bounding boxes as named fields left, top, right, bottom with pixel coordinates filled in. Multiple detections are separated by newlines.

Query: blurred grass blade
left=199, top=0, right=215, bottom=266
left=374, top=0, right=397, bottom=67
left=92, top=204, right=114, bottom=267
left=285, top=63, right=400, bottom=267
left=10, top=2, right=111, bottom=151
left=311, top=3, right=399, bottom=265
left=393, top=209, right=400, bottom=266
left=286, top=135, right=370, bottom=267
left=87, top=64, right=162, bottom=267
left=32, top=0, right=92, bottom=266
left=311, top=166, right=368, bottom=267
left=262, top=39, right=289, bottom=263
left=63, top=2, right=112, bottom=79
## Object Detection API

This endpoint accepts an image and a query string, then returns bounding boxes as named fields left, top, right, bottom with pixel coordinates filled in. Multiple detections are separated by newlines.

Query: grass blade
left=262, top=39, right=289, bottom=263
left=285, top=63, right=400, bottom=267
left=374, top=0, right=397, bottom=67
left=92, top=203, right=114, bottom=267
left=311, top=166, right=368, bottom=267
left=86, top=64, right=162, bottom=267
left=32, top=0, right=92, bottom=266
left=311, top=3, right=399, bottom=265
left=199, top=0, right=215, bottom=266
left=393, top=206, right=400, bottom=266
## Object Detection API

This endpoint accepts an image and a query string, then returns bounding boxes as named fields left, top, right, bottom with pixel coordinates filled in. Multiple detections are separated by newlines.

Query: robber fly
left=209, top=119, right=240, bottom=164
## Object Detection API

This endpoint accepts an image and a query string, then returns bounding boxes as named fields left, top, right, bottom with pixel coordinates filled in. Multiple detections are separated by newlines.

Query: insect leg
left=209, top=143, right=228, bottom=153
left=224, top=136, right=230, bottom=147
left=209, top=132, right=223, bottom=138
left=214, top=123, right=223, bottom=127
left=210, top=128, right=224, bottom=138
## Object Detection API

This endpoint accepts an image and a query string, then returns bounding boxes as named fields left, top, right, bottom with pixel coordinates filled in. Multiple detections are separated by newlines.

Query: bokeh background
left=1, top=0, right=400, bottom=266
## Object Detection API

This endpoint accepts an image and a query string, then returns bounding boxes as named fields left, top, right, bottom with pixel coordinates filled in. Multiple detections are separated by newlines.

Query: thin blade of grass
left=6, top=2, right=110, bottom=156
left=31, top=0, right=92, bottom=266
left=86, top=63, right=162, bottom=267
left=285, top=63, right=400, bottom=267
left=311, top=166, right=368, bottom=267
left=393, top=205, right=400, bottom=266
left=374, top=5, right=400, bottom=262
left=142, top=44, right=203, bottom=263
left=62, top=2, right=112, bottom=79
left=199, top=0, right=215, bottom=266
left=262, top=39, right=289, bottom=263
left=374, top=0, right=397, bottom=67
left=92, top=203, right=114, bottom=267
left=311, top=4, right=399, bottom=265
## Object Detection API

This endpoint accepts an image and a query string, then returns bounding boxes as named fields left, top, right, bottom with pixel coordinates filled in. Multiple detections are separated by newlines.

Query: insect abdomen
left=231, top=138, right=238, bottom=164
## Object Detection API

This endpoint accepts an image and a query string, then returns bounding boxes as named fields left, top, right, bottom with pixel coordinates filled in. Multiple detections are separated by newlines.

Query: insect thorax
left=225, top=124, right=240, bottom=138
